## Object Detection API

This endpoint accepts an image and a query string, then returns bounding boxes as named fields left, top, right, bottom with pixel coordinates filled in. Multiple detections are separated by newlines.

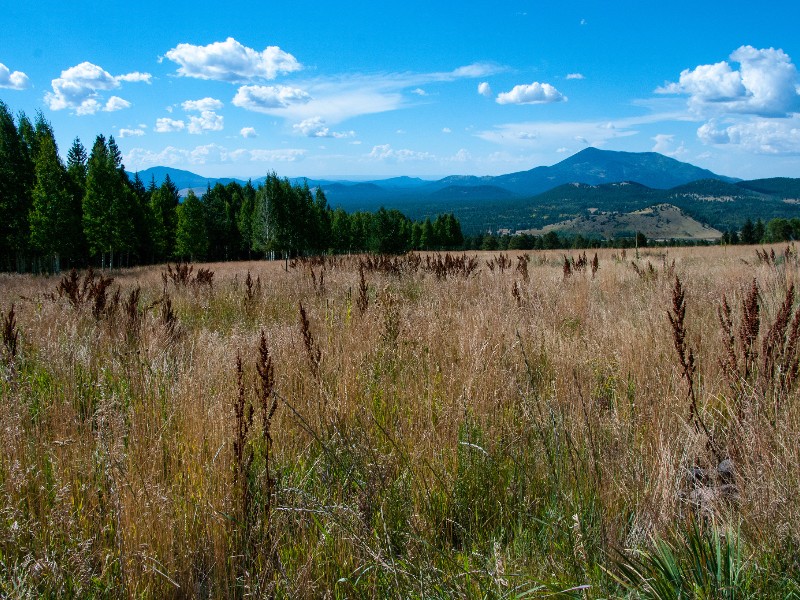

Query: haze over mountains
left=128, top=147, right=800, bottom=237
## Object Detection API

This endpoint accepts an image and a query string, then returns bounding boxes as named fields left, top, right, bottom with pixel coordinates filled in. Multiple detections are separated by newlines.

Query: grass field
left=1, top=246, right=799, bottom=598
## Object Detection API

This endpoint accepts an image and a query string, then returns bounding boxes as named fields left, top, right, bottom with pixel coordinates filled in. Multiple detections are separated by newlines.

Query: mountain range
left=127, top=148, right=800, bottom=236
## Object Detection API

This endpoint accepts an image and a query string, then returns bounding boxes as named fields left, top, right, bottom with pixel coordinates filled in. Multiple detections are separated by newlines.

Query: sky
left=1, top=0, right=800, bottom=181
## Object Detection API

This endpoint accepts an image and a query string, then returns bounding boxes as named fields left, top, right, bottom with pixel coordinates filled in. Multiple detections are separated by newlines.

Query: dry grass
left=1, top=246, right=799, bottom=597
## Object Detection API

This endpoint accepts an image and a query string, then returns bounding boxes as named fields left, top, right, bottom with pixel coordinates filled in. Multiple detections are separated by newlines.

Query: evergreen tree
left=420, top=218, right=435, bottom=250
left=83, top=135, right=114, bottom=266
left=129, top=172, right=153, bottom=264
left=204, top=183, right=233, bottom=260
left=313, top=187, right=332, bottom=253
left=740, top=218, right=756, bottom=245
left=175, top=190, right=208, bottom=260
left=237, top=180, right=257, bottom=257
left=65, top=137, right=89, bottom=264
left=754, top=219, right=766, bottom=244
left=149, top=174, right=180, bottom=261
left=0, top=101, right=35, bottom=270
left=107, top=136, right=136, bottom=266
left=330, top=207, right=352, bottom=253
left=29, top=123, right=70, bottom=271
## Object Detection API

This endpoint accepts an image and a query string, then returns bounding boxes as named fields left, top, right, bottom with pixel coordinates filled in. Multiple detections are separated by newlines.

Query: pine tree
left=29, top=121, right=70, bottom=272
left=129, top=172, right=153, bottom=263
left=149, top=174, right=180, bottom=261
left=64, top=137, right=89, bottom=264
left=237, top=180, right=257, bottom=257
left=740, top=218, right=756, bottom=245
left=175, top=190, right=208, bottom=261
left=0, top=102, right=35, bottom=271
left=83, top=135, right=114, bottom=266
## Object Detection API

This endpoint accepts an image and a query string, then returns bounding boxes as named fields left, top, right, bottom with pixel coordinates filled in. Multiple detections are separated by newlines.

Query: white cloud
left=368, top=144, right=435, bottom=162
left=155, top=118, right=186, bottom=133
left=165, top=37, right=301, bottom=83
left=45, top=61, right=149, bottom=114
left=442, top=127, right=452, bottom=133
left=104, top=96, right=131, bottom=112
left=651, top=133, right=687, bottom=157
left=451, top=148, right=471, bottom=162
left=451, top=63, right=503, bottom=78
left=566, top=73, right=585, bottom=80
left=292, top=116, right=354, bottom=138
left=412, top=88, right=427, bottom=96
left=232, top=84, right=311, bottom=112
left=0, top=63, right=30, bottom=90
left=188, top=111, right=224, bottom=134
left=697, top=116, right=800, bottom=154
left=119, top=128, right=145, bottom=138
left=249, top=148, right=306, bottom=162
left=496, top=82, right=567, bottom=105
left=556, top=147, right=569, bottom=153
left=182, top=97, right=224, bottom=112
left=115, top=72, right=152, bottom=84
left=478, top=81, right=493, bottom=97
left=240, top=127, right=257, bottom=138
left=124, top=144, right=306, bottom=170
left=479, top=118, right=638, bottom=148
left=657, top=46, right=800, bottom=117
left=230, top=62, right=504, bottom=125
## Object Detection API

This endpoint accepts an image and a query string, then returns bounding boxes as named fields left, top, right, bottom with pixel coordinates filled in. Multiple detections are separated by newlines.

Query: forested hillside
left=0, top=102, right=462, bottom=272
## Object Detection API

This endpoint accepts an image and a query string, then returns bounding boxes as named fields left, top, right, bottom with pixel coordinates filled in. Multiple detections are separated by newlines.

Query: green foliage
left=175, top=190, right=209, bottom=260
left=28, top=123, right=70, bottom=271
left=0, top=101, right=35, bottom=270
left=612, top=519, right=753, bottom=599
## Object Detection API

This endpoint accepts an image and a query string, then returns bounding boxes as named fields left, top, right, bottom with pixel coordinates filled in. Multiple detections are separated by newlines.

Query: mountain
left=125, top=149, right=799, bottom=235
left=126, top=166, right=249, bottom=190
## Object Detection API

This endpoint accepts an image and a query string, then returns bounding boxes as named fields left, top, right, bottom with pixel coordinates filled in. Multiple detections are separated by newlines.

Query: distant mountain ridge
left=125, top=148, right=800, bottom=235
left=127, top=147, right=739, bottom=199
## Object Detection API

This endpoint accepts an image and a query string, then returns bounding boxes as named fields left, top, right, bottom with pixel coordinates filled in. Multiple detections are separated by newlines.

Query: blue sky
left=2, top=0, right=799, bottom=180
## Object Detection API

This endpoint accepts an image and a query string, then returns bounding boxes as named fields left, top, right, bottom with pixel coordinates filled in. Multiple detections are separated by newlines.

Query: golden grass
left=1, top=246, right=799, bottom=597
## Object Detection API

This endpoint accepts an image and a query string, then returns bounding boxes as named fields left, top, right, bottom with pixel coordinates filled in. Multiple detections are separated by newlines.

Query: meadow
left=1, top=246, right=799, bottom=598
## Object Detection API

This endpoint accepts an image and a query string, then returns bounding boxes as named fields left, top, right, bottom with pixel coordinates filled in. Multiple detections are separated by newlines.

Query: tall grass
left=0, top=247, right=799, bottom=597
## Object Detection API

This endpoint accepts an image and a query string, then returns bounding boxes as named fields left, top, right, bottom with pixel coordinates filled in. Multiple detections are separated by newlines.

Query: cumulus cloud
left=451, top=148, right=471, bottom=162
left=566, top=73, right=585, bottom=80
left=412, top=88, right=427, bottom=96
left=249, top=148, right=306, bottom=162
left=165, top=37, right=301, bottom=83
left=651, top=133, right=687, bottom=157
left=240, top=127, right=257, bottom=138
left=232, top=84, right=311, bottom=112
left=368, top=144, right=435, bottom=162
left=104, top=96, right=131, bottom=112
left=442, top=127, right=452, bottom=133
left=478, top=81, right=493, bottom=97
left=115, top=72, right=152, bottom=84
left=119, top=128, right=145, bottom=138
left=45, top=61, right=150, bottom=114
left=124, top=144, right=306, bottom=170
left=697, top=116, right=800, bottom=154
left=0, top=63, right=30, bottom=90
left=182, top=97, right=224, bottom=112
left=496, top=82, right=567, bottom=105
left=155, top=118, right=186, bottom=133
left=188, top=111, right=224, bottom=134
left=657, top=46, right=800, bottom=117
left=292, top=116, right=354, bottom=138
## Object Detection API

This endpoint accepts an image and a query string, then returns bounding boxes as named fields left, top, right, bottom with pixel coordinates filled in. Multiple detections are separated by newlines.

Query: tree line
left=0, top=102, right=463, bottom=272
